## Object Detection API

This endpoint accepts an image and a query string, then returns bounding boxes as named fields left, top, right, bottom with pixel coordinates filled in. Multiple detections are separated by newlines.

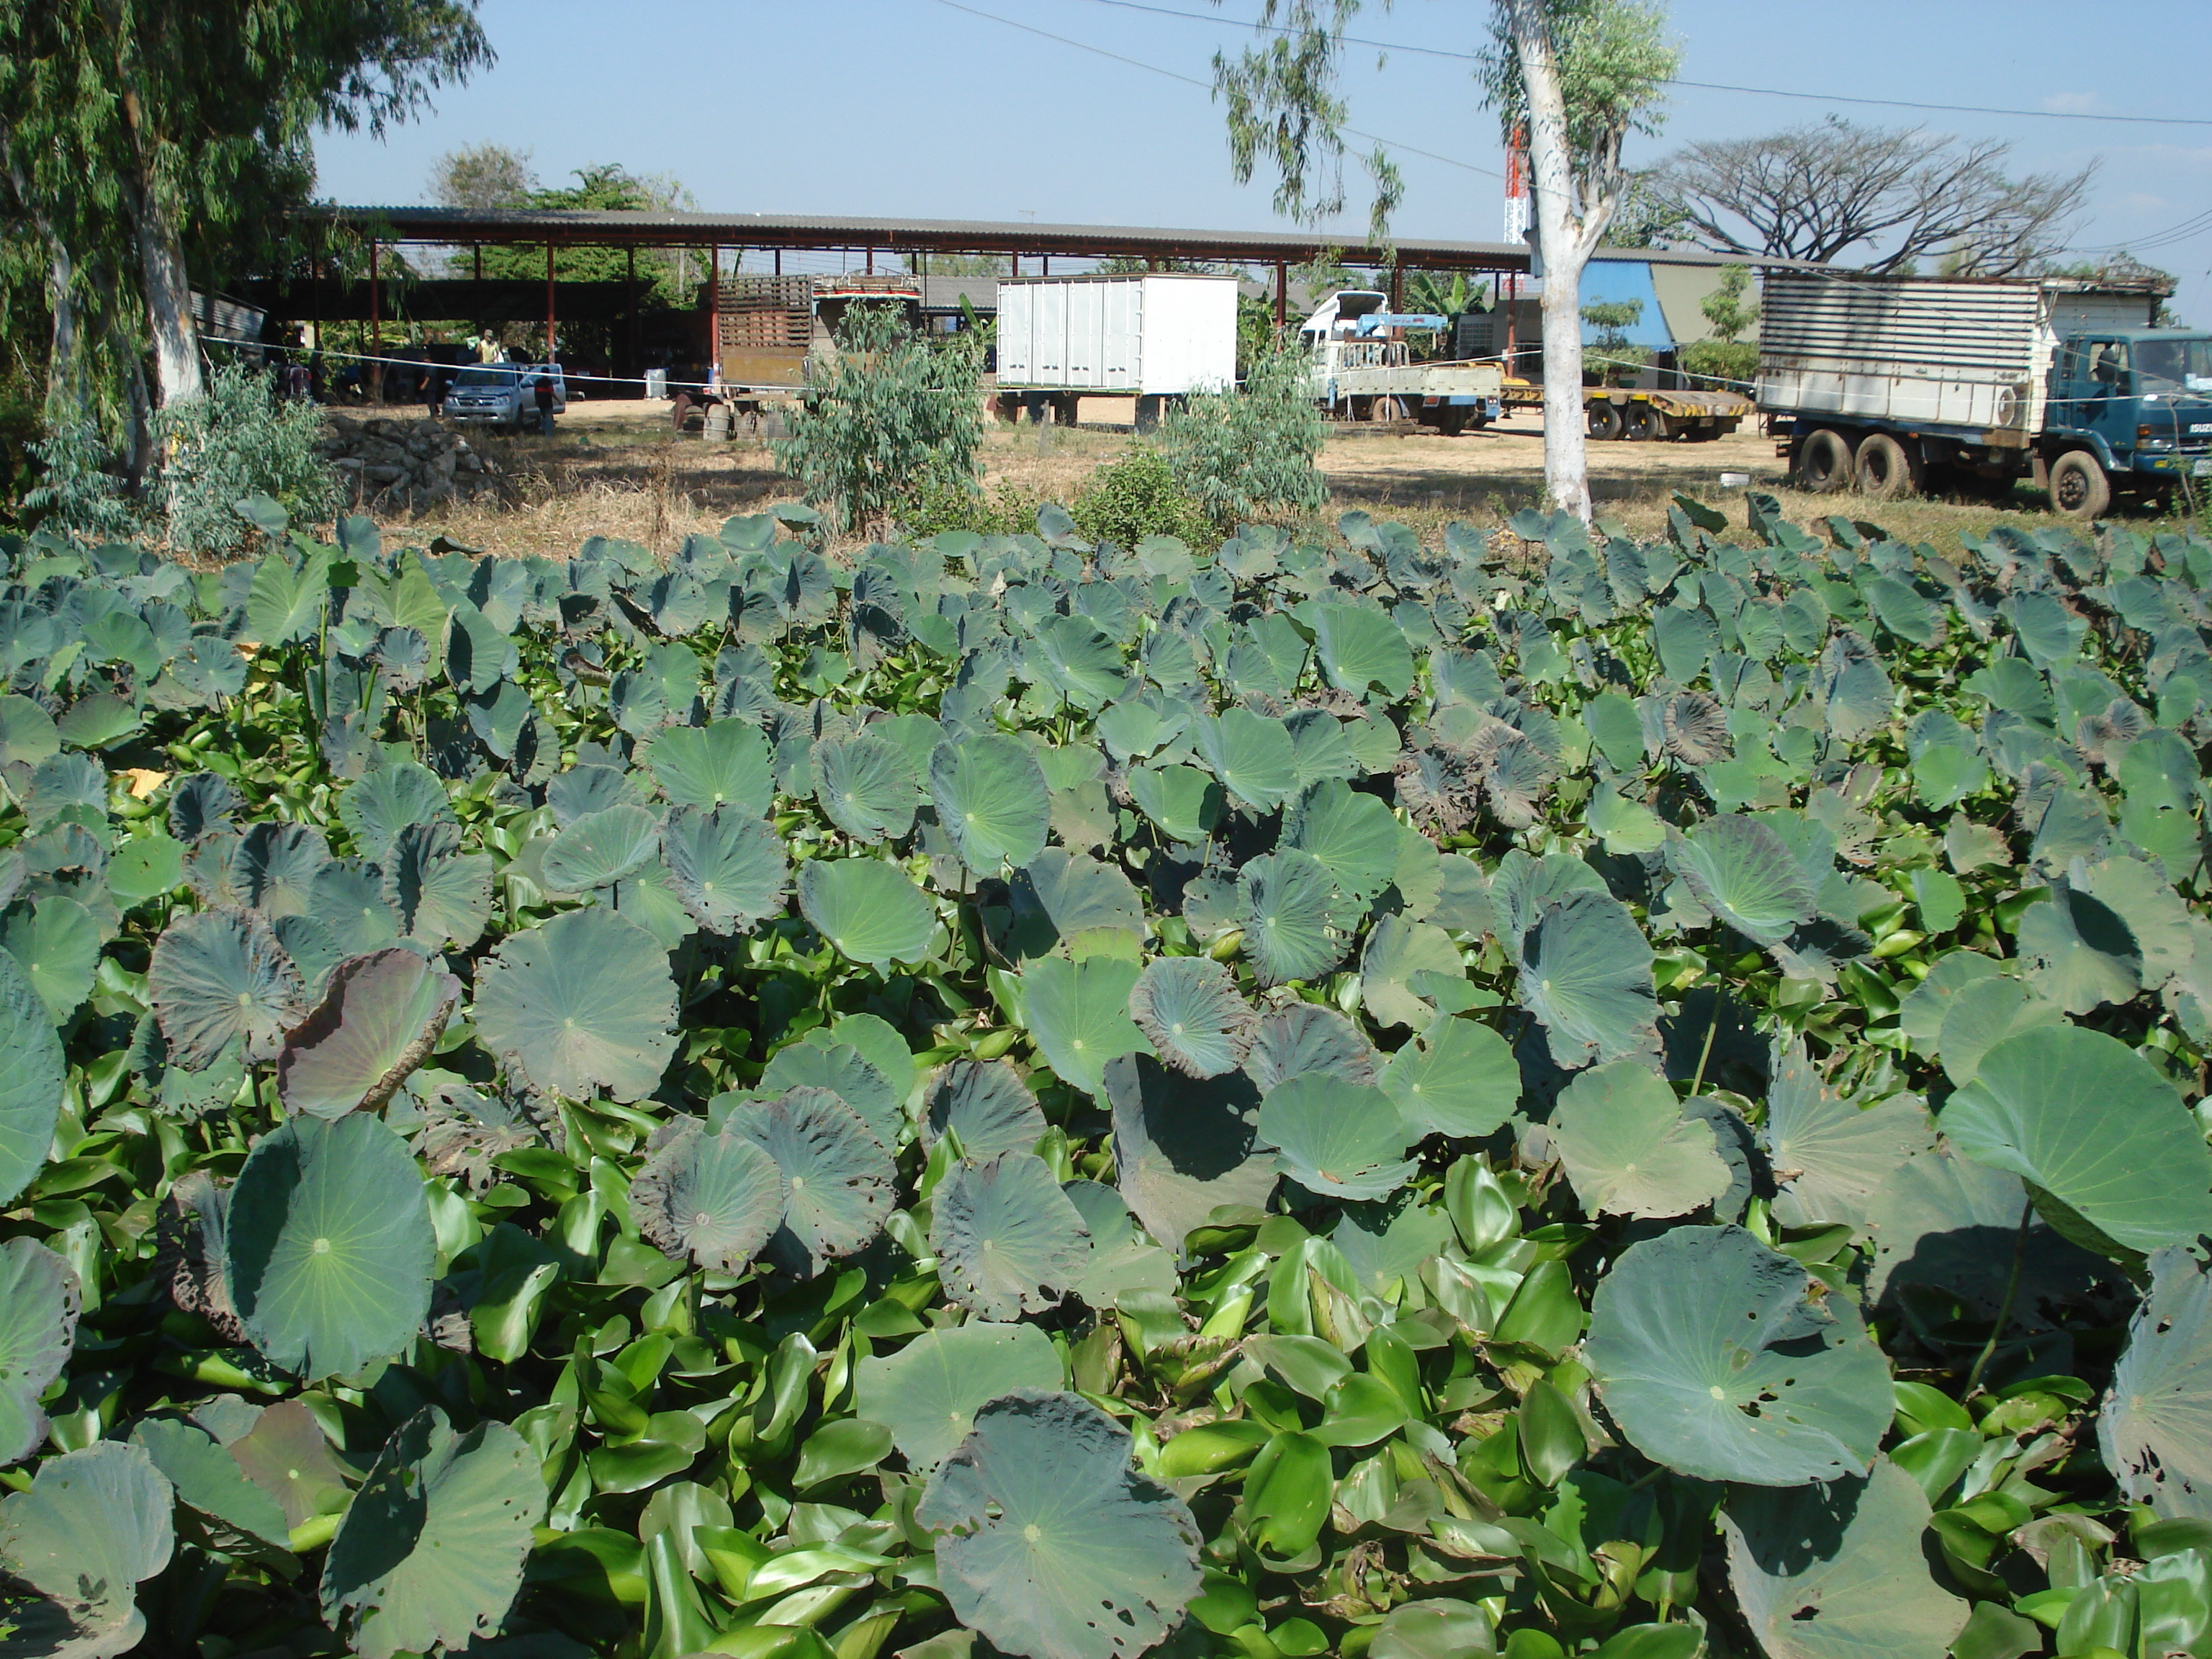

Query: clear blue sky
left=312, top=0, right=2212, bottom=320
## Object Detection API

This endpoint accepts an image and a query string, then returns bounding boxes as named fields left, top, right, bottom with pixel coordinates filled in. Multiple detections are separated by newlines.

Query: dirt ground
left=366, top=395, right=2208, bottom=560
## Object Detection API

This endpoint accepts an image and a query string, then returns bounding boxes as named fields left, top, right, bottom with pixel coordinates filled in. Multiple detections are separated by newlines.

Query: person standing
left=532, top=373, right=556, bottom=435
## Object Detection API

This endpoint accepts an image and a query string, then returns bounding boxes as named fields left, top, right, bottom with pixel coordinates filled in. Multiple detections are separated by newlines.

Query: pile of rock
left=315, top=415, right=504, bottom=513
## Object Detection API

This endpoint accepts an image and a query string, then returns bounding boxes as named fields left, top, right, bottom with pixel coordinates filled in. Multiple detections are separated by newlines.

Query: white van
left=442, top=363, right=569, bottom=431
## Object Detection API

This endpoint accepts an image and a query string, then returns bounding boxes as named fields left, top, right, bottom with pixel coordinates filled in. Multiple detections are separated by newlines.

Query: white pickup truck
left=441, top=363, right=569, bottom=432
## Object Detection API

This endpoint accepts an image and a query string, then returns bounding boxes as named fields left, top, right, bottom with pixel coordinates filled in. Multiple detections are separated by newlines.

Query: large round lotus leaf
left=308, top=860, right=402, bottom=958
left=1244, top=1002, right=1377, bottom=1095
left=2101, top=1249, right=2212, bottom=1520
left=0, top=948, right=61, bottom=1207
left=0, top=696, right=59, bottom=773
left=728, top=1087, right=896, bottom=1276
left=1761, top=1043, right=1934, bottom=1230
left=932, top=734, right=1051, bottom=873
left=169, top=771, right=240, bottom=842
left=1895, top=950, right=2002, bottom=1048
left=1381, top=1015, right=1518, bottom=1139
left=1195, top=709, right=1298, bottom=811
left=1061, top=1179, right=1178, bottom=1308
left=1284, top=779, right=1403, bottom=902
left=1239, top=850, right=1348, bottom=987
left=539, top=803, right=662, bottom=893
left=474, top=909, right=678, bottom=1102
left=1935, top=974, right=2065, bottom=1087
left=547, top=763, right=651, bottom=828
left=0, top=1440, right=174, bottom=1659
left=1516, top=889, right=1659, bottom=1069
left=150, top=907, right=308, bottom=1067
left=857, top=1321, right=1066, bottom=1473
left=1006, top=848, right=1145, bottom=961
left=1023, top=954, right=1149, bottom=1097
left=1311, top=603, right=1414, bottom=698
left=107, top=832, right=185, bottom=905
left=227, top=1112, right=435, bottom=1381
left=813, top=734, right=920, bottom=842
left=814, top=1010, right=918, bottom=1104
left=1360, top=916, right=1463, bottom=1031
left=1125, top=763, right=1224, bottom=843
left=337, top=760, right=455, bottom=863
left=760, top=1040, right=901, bottom=1148
left=1033, top=613, right=1130, bottom=709
left=1941, top=1024, right=2212, bottom=1256
left=0, top=1239, right=78, bottom=1465
left=931, top=1150, right=1092, bottom=1321
left=1, top=895, right=99, bottom=1024
left=1551, top=1061, right=1731, bottom=1220
left=320, top=1407, right=542, bottom=1659
left=2017, top=880, right=2143, bottom=1015
left=1585, top=1224, right=1892, bottom=1485
left=380, top=822, right=493, bottom=950
left=1107, top=1053, right=1277, bottom=1251
left=797, top=857, right=936, bottom=966
left=632, top=1120, right=787, bottom=1274
left=230, top=821, right=331, bottom=918
left=276, top=948, right=461, bottom=1121
left=1665, top=816, right=1818, bottom=948
left=1722, top=1460, right=1968, bottom=1659
left=1259, top=1074, right=1419, bottom=1202
left=925, top=1061, right=1046, bottom=1161
left=662, top=805, right=788, bottom=935
left=648, top=719, right=773, bottom=814
left=1128, top=956, right=1255, bottom=1079
left=226, top=1398, right=350, bottom=1530
left=917, top=1390, right=1202, bottom=1659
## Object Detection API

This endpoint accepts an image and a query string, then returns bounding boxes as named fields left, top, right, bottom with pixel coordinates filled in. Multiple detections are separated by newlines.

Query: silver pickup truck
left=441, top=363, right=569, bottom=432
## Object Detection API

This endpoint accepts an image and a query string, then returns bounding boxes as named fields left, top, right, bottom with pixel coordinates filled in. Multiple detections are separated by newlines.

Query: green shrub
left=1679, top=339, right=1759, bottom=392
left=1158, top=338, right=1326, bottom=524
left=901, top=476, right=1046, bottom=540
left=153, top=364, right=339, bottom=557
left=1071, top=449, right=1218, bottom=549
left=19, top=418, right=139, bottom=542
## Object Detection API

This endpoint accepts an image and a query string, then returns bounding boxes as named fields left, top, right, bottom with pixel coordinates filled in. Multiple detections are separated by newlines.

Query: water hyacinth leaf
left=813, top=734, right=920, bottom=842
left=1665, top=815, right=1818, bottom=948
left=0, top=1239, right=78, bottom=1465
left=1128, top=956, right=1256, bottom=1079
left=1762, top=1044, right=1934, bottom=1230
left=932, top=734, right=1051, bottom=873
left=1024, top=955, right=1149, bottom=1097
left=276, top=947, right=462, bottom=1120
left=1238, top=850, right=1349, bottom=987
left=1107, top=1054, right=1277, bottom=1251
left=760, top=1040, right=902, bottom=1149
left=540, top=803, right=662, bottom=893
left=226, top=1112, right=436, bottom=1381
left=1551, top=1061, right=1731, bottom=1220
left=1244, top=1002, right=1377, bottom=1094
left=662, top=806, right=788, bottom=935
left=1517, top=889, right=1659, bottom=1068
left=1941, top=1024, right=2212, bottom=1256
left=1259, top=1074, right=1419, bottom=1202
left=631, top=1120, right=787, bottom=1274
left=1722, top=1460, right=1969, bottom=1659
left=1061, top=1179, right=1178, bottom=1308
left=473, top=909, right=680, bottom=1102
left=856, top=1321, right=1065, bottom=1474
left=1381, top=1015, right=1518, bottom=1139
left=798, top=857, right=936, bottom=966
left=1585, top=1224, right=1893, bottom=1485
left=149, top=906, right=308, bottom=1067
left=0, top=949, right=62, bottom=1206
left=2101, top=1249, right=2212, bottom=1521
left=924, top=1060, right=1047, bottom=1161
left=0, top=1440, right=175, bottom=1659
left=320, top=1408, right=543, bottom=1659
left=931, top=1151, right=1092, bottom=1321
left=728, top=1087, right=896, bottom=1276
left=917, top=1390, right=1203, bottom=1659
left=338, top=760, right=454, bottom=863
left=648, top=719, right=773, bottom=814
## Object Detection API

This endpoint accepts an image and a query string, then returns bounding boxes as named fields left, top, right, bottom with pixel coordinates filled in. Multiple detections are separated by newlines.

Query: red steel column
left=709, top=245, right=721, bottom=384
left=1274, top=260, right=1286, bottom=329
left=544, top=241, right=556, bottom=361
left=369, top=239, right=382, bottom=403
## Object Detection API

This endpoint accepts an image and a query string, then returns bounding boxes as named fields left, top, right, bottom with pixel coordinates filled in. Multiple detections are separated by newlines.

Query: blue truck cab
left=2042, top=330, right=2212, bottom=512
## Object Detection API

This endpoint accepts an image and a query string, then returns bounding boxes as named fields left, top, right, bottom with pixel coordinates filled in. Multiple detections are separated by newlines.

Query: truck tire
left=1853, top=431, right=1919, bottom=499
left=1435, top=406, right=1470, bottom=436
left=1794, top=428, right=1853, bottom=493
left=1624, top=404, right=1665, bottom=441
left=1587, top=403, right=1623, bottom=441
left=2048, top=449, right=2112, bottom=518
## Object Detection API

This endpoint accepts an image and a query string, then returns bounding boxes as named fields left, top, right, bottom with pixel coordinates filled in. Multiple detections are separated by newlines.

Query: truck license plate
left=2195, top=459, right=2212, bottom=477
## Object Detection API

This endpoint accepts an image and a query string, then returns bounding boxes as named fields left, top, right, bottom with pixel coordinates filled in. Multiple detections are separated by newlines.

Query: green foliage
left=1067, top=449, right=1219, bottom=550
left=1680, top=338, right=1759, bottom=391
left=150, top=365, right=340, bottom=557
left=1158, top=337, right=1327, bottom=523
left=1699, top=262, right=1760, bottom=342
left=19, top=418, right=138, bottom=541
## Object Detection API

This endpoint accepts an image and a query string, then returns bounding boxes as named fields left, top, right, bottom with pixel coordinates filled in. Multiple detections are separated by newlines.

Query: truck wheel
left=1436, top=407, right=1470, bottom=436
left=1794, top=428, right=1853, bottom=493
left=1587, top=403, right=1623, bottom=441
left=2048, top=449, right=2112, bottom=518
left=1853, top=432, right=1919, bottom=499
left=1624, top=404, right=1665, bottom=441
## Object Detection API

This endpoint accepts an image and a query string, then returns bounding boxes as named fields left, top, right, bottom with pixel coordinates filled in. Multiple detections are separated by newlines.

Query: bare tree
left=1647, top=119, right=2096, bottom=276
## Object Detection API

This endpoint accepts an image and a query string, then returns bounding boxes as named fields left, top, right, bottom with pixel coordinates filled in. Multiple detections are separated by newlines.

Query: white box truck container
left=994, top=274, right=1238, bottom=423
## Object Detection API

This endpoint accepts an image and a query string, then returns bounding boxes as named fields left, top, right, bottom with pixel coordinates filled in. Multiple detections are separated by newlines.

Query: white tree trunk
left=138, top=206, right=203, bottom=407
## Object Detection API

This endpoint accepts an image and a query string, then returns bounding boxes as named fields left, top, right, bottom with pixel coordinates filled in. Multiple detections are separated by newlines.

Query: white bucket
left=644, top=368, right=668, bottom=400
left=1718, top=471, right=1750, bottom=489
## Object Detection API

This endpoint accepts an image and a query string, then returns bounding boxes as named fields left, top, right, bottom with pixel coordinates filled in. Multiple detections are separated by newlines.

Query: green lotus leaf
left=662, top=805, right=789, bottom=935
left=539, top=803, right=662, bottom=893
left=227, top=1112, right=434, bottom=1381
left=648, top=719, right=773, bottom=814
left=631, top=1120, right=787, bottom=1274
left=1660, top=689, right=1731, bottom=765
left=167, top=773, right=238, bottom=842
left=228, top=1399, right=351, bottom=1530
left=813, top=1010, right=918, bottom=1105
left=932, top=734, right=1051, bottom=873
left=1282, top=778, right=1401, bottom=902
left=728, top=1087, right=896, bottom=1276
left=1311, top=602, right=1414, bottom=698
left=320, top=1408, right=543, bottom=1659
left=813, top=733, right=920, bottom=842
left=444, top=601, right=518, bottom=693
left=917, top=1390, right=1202, bottom=1659
left=1722, top=1460, right=1969, bottom=1659
left=1934, top=974, right=2065, bottom=1086
left=931, top=1150, right=1092, bottom=1321
left=1516, top=889, right=1659, bottom=1069
left=130, top=1416, right=289, bottom=1557
left=1761, top=1043, right=1934, bottom=1230
left=1259, top=1074, right=1419, bottom=1202
left=857, top=1321, right=1066, bottom=1474
left=0, top=1239, right=78, bottom=1465
left=1244, top=1002, right=1377, bottom=1094
left=1815, top=630, right=1893, bottom=742
left=1033, top=613, right=1130, bottom=710
left=1665, top=814, right=1818, bottom=948
left=0, top=695, right=60, bottom=773
left=1552, top=1061, right=1731, bottom=1220
left=307, top=860, right=402, bottom=958
left=1380, top=1015, right=1518, bottom=1139
left=1895, top=950, right=2002, bottom=1048
left=150, top=907, right=308, bottom=1067
left=1941, top=1024, right=2212, bottom=1257
left=1061, top=1179, right=1178, bottom=1308
left=1125, top=763, right=1224, bottom=845
left=474, top=909, right=678, bottom=1102
left=924, top=1060, right=1047, bottom=1161
left=1022, top=954, right=1149, bottom=1097
left=547, top=763, right=652, bottom=828
left=1004, top=848, right=1146, bottom=961
left=1106, top=1054, right=1277, bottom=1251
left=276, top=947, right=461, bottom=1120
left=2017, top=878, right=2142, bottom=1014
left=0, top=948, right=61, bottom=1207
left=2102, top=1249, right=2212, bottom=1521
left=338, top=760, right=455, bottom=863
left=1238, top=850, right=1349, bottom=987
left=0, top=1441, right=174, bottom=1659
left=0, top=895, right=99, bottom=1024
left=107, top=832, right=185, bottom=905
left=1359, top=916, right=1462, bottom=1030
left=797, top=857, right=936, bottom=966
left=381, top=822, right=493, bottom=949
left=1585, top=1224, right=1892, bottom=1485
left=1128, top=956, right=1255, bottom=1079
left=1195, top=709, right=1299, bottom=811
left=230, top=821, right=331, bottom=918
left=760, top=1040, right=902, bottom=1148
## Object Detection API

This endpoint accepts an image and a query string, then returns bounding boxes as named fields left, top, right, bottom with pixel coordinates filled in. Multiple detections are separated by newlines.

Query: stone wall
left=315, top=416, right=505, bottom=514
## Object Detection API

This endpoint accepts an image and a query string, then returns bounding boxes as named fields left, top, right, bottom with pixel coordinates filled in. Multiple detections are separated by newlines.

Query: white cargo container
left=994, top=274, right=1238, bottom=396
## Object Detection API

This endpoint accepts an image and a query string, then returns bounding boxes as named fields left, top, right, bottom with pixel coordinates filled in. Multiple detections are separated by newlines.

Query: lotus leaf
left=648, top=719, right=773, bottom=814
left=1935, top=974, right=2065, bottom=1086
left=932, top=734, right=1051, bottom=873
left=1360, top=916, right=1463, bottom=1030
left=814, top=733, right=921, bottom=841
left=1283, top=779, right=1401, bottom=902
left=230, top=820, right=331, bottom=917
left=1380, top=1015, right=1518, bottom=1139
left=661, top=805, right=789, bottom=935
left=541, top=803, right=662, bottom=892
left=1004, top=848, right=1145, bottom=961
left=1195, top=709, right=1298, bottom=811
left=130, top=1416, right=289, bottom=1556
left=338, top=760, right=454, bottom=863
left=632, top=1120, right=787, bottom=1273
left=1259, top=1074, right=1419, bottom=1202
left=1516, top=889, right=1659, bottom=1068
left=1107, top=1054, right=1277, bottom=1250
left=1128, top=956, right=1255, bottom=1079
left=1022, top=954, right=1149, bottom=1096
left=0, top=895, right=99, bottom=1023
left=797, top=856, right=936, bottom=966
left=1551, top=1061, right=1731, bottom=1220
left=276, top=947, right=460, bottom=1120
left=1125, top=763, right=1224, bottom=843
left=150, top=906, right=307, bottom=1067
left=0, top=1441, right=174, bottom=1659
left=382, top=822, right=493, bottom=948
left=1238, top=850, right=1349, bottom=987
left=925, top=1061, right=1046, bottom=1161
left=1061, top=1180, right=1178, bottom=1308
left=2102, top=1249, right=2212, bottom=1520
left=474, top=909, right=678, bottom=1102
left=0, top=948, right=61, bottom=1205
left=0, top=1240, right=77, bottom=1465
left=1244, top=1003, right=1377, bottom=1094
left=931, top=1151, right=1092, bottom=1320
left=228, top=1398, right=351, bottom=1530
left=728, top=1087, right=896, bottom=1275
left=309, top=860, right=403, bottom=957
left=760, top=1040, right=902, bottom=1148
left=1665, top=815, right=1818, bottom=947
left=858, top=1322, right=1066, bottom=1474
left=1312, top=603, right=1413, bottom=698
